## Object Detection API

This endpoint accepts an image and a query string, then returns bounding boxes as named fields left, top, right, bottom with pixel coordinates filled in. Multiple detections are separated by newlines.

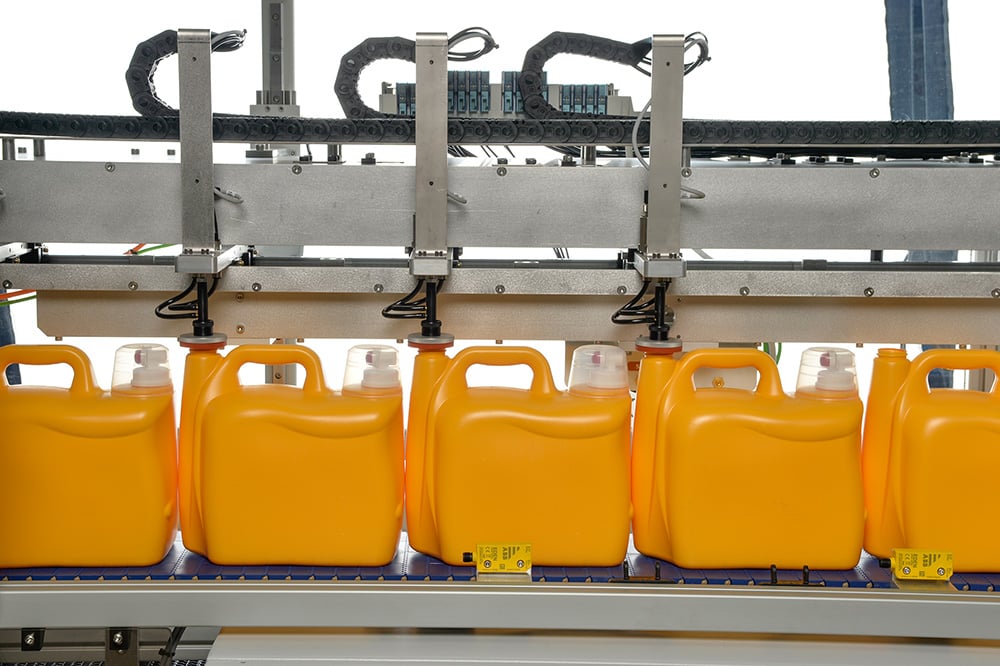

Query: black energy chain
left=3, top=29, right=1000, bottom=156
left=3, top=112, right=1000, bottom=157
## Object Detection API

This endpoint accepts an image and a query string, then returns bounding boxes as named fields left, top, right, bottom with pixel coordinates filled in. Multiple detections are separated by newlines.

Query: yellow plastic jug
left=638, top=347, right=864, bottom=569
left=0, top=344, right=177, bottom=567
left=630, top=347, right=679, bottom=558
left=189, top=344, right=403, bottom=566
left=864, top=348, right=1000, bottom=571
left=407, top=345, right=632, bottom=566
left=177, top=339, right=226, bottom=556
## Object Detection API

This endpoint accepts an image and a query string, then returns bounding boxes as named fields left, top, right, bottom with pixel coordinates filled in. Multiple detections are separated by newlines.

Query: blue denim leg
left=0, top=293, right=20, bottom=385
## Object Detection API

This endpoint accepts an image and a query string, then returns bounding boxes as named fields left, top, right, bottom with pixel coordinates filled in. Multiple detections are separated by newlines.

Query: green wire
left=135, top=243, right=176, bottom=254
left=762, top=342, right=770, bottom=355
left=0, top=295, right=37, bottom=308
left=775, top=342, right=783, bottom=364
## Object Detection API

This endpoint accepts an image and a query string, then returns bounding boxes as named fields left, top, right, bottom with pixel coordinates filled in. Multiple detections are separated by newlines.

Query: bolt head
left=112, top=632, right=124, bottom=645
left=496, top=166, right=508, bottom=177
left=483, top=560, right=492, bottom=568
left=291, top=164, right=302, bottom=174
left=864, top=287, right=875, bottom=297
left=992, top=288, right=1000, bottom=299
left=373, top=283, right=384, bottom=293
left=739, top=286, right=750, bottom=296
left=616, top=285, right=628, bottom=295
left=251, top=282, right=262, bottom=292
left=23, top=634, right=35, bottom=646
left=105, top=162, right=116, bottom=172
left=2, top=280, right=12, bottom=289
left=902, top=566, right=911, bottom=575
left=516, top=559, right=525, bottom=568
left=127, top=281, right=138, bottom=291
left=869, top=168, right=880, bottom=178
left=235, top=293, right=245, bottom=302
left=236, top=324, right=246, bottom=334
left=681, top=167, right=692, bottom=178
left=495, top=285, right=506, bottom=294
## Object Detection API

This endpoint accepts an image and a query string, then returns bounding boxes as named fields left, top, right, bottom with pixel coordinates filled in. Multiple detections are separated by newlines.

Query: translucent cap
left=568, top=345, right=628, bottom=391
left=344, top=344, right=400, bottom=389
left=796, top=346, right=858, bottom=394
left=112, top=343, right=172, bottom=389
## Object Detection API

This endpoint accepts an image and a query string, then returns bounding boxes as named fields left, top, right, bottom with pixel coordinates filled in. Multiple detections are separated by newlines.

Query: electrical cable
left=611, top=280, right=657, bottom=325
left=125, top=243, right=146, bottom=254
left=381, top=279, right=429, bottom=319
left=135, top=244, right=176, bottom=254
left=158, top=627, right=186, bottom=666
left=210, top=30, right=247, bottom=53
left=154, top=277, right=218, bottom=320
left=447, top=27, right=499, bottom=62
left=0, top=289, right=36, bottom=301
left=0, top=295, right=36, bottom=308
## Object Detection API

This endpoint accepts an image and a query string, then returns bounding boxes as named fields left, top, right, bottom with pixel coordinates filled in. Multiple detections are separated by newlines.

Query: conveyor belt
left=0, top=534, right=960, bottom=589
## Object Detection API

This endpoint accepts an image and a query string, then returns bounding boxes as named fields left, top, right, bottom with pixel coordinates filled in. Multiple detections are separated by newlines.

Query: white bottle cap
left=112, top=343, right=172, bottom=389
left=344, top=344, right=401, bottom=389
left=568, top=345, right=628, bottom=391
left=796, top=347, right=858, bottom=395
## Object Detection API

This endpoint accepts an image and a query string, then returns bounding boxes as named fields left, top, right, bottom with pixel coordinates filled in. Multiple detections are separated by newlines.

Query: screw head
left=273, top=372, right=283, bottom=381
left=864, top=287, right=875, bottom=297
left=291, top=164, right=302, bottom=175
left=127, top=281, right=138, bottom=291
left=992, top=288, right=1000, bottom=299
left=739, top=286, right=750, bottom=296
left=251, top=282, right=262, bottom=292
left=681, top=167, right=692, bottom=178
left=105, top=162, right=116, bottom=172
left=483, top=560, right=492, bottom=568
left=616, top=285, right=628, bottom=295
left=516, top=559, right=525, bottom=568
left=902, top=566, right=911, bottom=575
left=937, top=567, right=946, bottom=576
left=2, top=280, right=12, bottom=289
left=495, top=284, right=506, bottom=294
left=23, top=633, right=35, bottom=646
left=373, top=283, right=384, bottom=293
left=111, top=632, right=124, bottom=646
left=496, top=166, right=508, bottom=177
left=236, top=324, right=246, bottom=334
left=869, top=168, right=880, bottom=178
left=235, top=292, right=245, bottom=302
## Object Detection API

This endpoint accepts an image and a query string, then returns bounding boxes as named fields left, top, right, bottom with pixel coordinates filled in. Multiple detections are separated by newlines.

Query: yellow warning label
left=891, top=548, right=953, bottom=580
left=475, top=543, right=532, bottom=574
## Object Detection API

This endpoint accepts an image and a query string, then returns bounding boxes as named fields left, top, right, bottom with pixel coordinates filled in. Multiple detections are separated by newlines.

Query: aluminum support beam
left=177, top=29, right=216, bottom=255
left=412, top=33, right=450, bottom=277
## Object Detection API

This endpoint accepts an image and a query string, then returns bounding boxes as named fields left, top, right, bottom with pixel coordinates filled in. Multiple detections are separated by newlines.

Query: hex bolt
left=127, top=281, right=138, bottom=291
left=23, top=633, right=35, bottom=646
left=105, top=162, right=116, bottom=172
left=495, top=285, right=506, bottom=294
left=291, top=164, right=302, bottom=175
left=235, top=292, right=245, bottom=302
left=938, top=567, right=947, bottom=576
left=236, top=324, right=246, bottom=334
left=616, top=285, right=628, bottom=295
left=739, top=286, right=750, bottom=296
left=902, top=566, right=911, bottom=575
left=496, top=166, right=508, bottom=177
left=111, top=632, right=124, bottom=646
left=251, top=282, right=262, bottom=292
left=2, top=280, right=12, bottom=289
left=373, top=283, right=384, bottom=293
left=992, top=288, right=1000, bottom=299
left=864, top=287, right=875, bottom=297
left=681, top=167, right=692, bottom=178
left=869, top=168, right=880, bottom=179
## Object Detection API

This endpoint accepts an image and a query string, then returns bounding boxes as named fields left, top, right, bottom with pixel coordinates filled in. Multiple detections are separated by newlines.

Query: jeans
left=0, top=291, right=20, bottom=385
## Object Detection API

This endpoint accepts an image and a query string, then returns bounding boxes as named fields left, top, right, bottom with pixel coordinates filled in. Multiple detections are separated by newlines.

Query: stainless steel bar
left=177, top=29, right=216, bottom=254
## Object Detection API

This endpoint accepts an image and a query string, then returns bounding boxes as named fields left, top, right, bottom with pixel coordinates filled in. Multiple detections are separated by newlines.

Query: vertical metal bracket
left=177, top=29, right=217, bottom=260
left=250, top=0, right=301, bottom=162
left=411, top=32, right=451, bottom=277
left=106, top=628, right=139, bottom=666
left=636, top=34, right=686, bottom=279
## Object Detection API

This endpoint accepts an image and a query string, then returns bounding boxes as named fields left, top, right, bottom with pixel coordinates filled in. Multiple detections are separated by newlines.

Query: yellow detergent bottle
left=0, top=344, right=177, bottom=567
left=405, top=340, right=454, bottom=556
left=190, top=344, right=403, bottom=566
left=177, top=339, right=226, bottom=555
left=861, top=348, right=910, bottom=558
left=631, top=345, right=680, bottom=558
left=643, top=347, right=863, bottom=569
left=409, top=345, right=632, bottom=566
left=866, top=348, right=1000, bottom=571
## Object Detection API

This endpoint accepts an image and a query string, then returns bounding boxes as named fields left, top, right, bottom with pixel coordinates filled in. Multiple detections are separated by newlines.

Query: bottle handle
left=0, top=344, right=101, bottom=396
left=435, top=346, right=558, bottom=397
left=903, top=349, right=1000, bottom=396
left=667, top=348, right=784, bottom=399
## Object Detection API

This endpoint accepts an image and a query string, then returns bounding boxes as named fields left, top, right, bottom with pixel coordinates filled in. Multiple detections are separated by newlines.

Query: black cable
left=211, top=30, right=247, bottom=53
left=612, top=280, right=657, bottom=325
left=158, top=627, right=186, bottom=666
left=630, top=32, right=710, bottom=77
left=154, top=277, right=219, bottom=319
left=447, top=27, right=499, bottom=62
left=381, top=279, right=428, bottom=319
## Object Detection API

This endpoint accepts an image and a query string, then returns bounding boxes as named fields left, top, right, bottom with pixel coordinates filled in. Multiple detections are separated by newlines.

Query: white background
left=2, top=0, right=998, bottom=398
